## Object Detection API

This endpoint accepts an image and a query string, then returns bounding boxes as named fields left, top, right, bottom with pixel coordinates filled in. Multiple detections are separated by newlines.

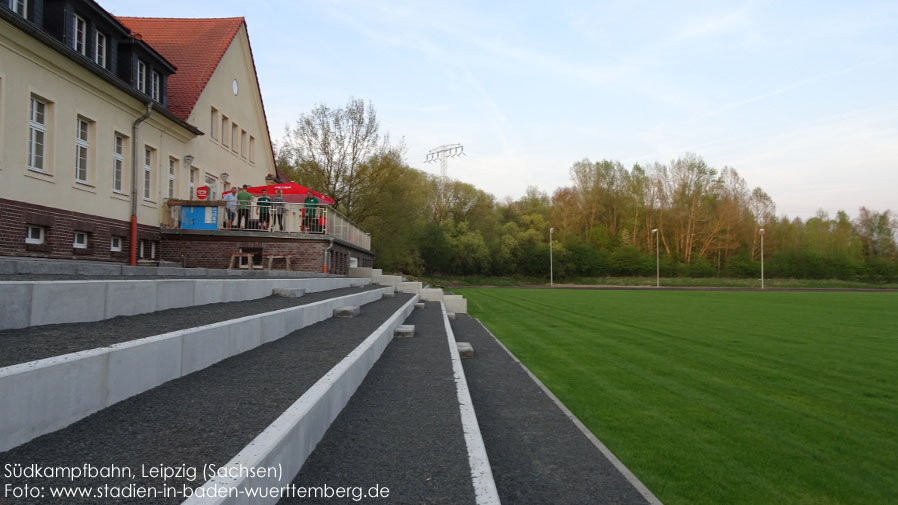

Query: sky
left=101, top=0, right=898, bottom=219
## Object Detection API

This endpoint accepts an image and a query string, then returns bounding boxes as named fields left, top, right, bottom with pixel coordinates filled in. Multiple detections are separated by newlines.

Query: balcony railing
left=166, top=200, right=371, bottom=251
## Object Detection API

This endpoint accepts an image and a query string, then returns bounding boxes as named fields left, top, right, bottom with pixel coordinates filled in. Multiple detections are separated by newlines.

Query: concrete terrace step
left=286, top=301, right=499, bottom=505
left=450, top=313, right=663, bottom=505
left=0, top=295, right=417, bottom=505
left=0, top=287, right=394, bottom=453
left=0, top=276, right=372, bottom=330
left=0, top=257, right=338, bottom=279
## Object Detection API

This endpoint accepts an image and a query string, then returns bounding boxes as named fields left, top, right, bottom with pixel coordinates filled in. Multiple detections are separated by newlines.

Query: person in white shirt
left=223, top=187, right=238, bottom=229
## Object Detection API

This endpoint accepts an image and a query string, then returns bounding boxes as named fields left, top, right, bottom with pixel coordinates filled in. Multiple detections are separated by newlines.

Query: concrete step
left=397, top=280, right=423, bottom=295
left=0, top=256, right=337, bottom=279
left=372, top=274, right=401, bottom=288
left=0, top=287, right=395, bottom=452
left=0, top=295, right=418, bottom=505
left=0, top=276, right=371, bottom=330
left=287, top=301, right=499, bottom=505
left=450, top=313, right=662, bottom=505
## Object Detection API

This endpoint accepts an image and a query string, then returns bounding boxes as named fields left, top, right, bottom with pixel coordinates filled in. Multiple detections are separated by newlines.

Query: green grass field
left=456, top=288, right=898, bottom=505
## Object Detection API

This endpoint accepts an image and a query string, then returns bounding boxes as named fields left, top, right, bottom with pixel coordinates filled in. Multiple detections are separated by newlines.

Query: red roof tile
left=116, top=17, right=244, bottom=121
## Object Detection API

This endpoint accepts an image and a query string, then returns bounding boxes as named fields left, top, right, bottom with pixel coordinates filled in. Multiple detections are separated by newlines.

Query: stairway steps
left=451, top=313, right=661, bottom=505
left=0, top=295, right=415, bottom=505
left=284, top=301, right=494, bottom=505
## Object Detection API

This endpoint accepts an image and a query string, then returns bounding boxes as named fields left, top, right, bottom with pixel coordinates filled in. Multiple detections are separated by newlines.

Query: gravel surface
left=452, top=313, right=652, bottom=505
left=0, top=294, right=413, bottom=505
left=0, top=285, right=381, bottom=368
left=286, top=302, right=476, bottom=505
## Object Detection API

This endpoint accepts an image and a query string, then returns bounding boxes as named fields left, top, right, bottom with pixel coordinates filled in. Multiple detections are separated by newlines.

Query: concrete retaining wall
left=421, top=288, right=444, bottom=302
left=182, top=296, right=419, bottom=505
left=0, top=277, right=371, bottom=330
left=0, top=288, right=390, bottom=453
left=444, top=294, right=468, bottom=314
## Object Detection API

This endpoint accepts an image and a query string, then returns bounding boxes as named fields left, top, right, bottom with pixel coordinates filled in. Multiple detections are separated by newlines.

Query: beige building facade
left=0, top=2, right=277, bottom=262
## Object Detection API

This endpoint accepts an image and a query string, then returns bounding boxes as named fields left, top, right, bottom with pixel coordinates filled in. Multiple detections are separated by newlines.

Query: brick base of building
left=160, top=231, right=374, bottom=274
left=0, top=198, right=160, bottom=263
left=0, top=199, right=375, bottom=273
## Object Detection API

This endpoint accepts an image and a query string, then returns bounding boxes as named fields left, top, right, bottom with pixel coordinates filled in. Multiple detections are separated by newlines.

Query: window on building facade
left=137, top=60, right=147, bottom=93
left=95, top=31, right=106, bottom=68
left=110, top=236, right=122, bottom=252
left=168, top=157, right=177, bottom=199
left=221, top=115, right=229, bottom=147
left=151, top=71, right=161, bottom=102
left=210, top=107, right=219, bottom=140
left=113, top=134, right=125, bottom=192
left=73, top=231, right=88, bottom=249
left=189, top=167, right=196, bottom=199
left=143, top=146, right=154, bottom=200
left=11, top=0, right=27, bottom=18
left=138, top=240, right=157, bottom=259
left=249, top=136, right=255, bottom=163
left=73, top=14, right=87, bottom=56
left=205, top=174, right=218, bottom=200
left=240, top=130, right=247, bottom=158
left=231, top=123, right=238, bottom=153
left=28, top=96, right=47, bottom=172
left=25, top=225, right=45, bottom=245
left=75, top=117, right=90, bottom=183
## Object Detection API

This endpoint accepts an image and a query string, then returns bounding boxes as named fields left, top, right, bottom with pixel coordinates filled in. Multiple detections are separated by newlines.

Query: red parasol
left=244, top=182, right=334, bottom=204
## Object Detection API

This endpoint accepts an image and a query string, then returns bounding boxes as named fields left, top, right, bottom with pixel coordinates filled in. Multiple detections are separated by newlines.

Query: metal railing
left=168, top=201, right=371, bottom=251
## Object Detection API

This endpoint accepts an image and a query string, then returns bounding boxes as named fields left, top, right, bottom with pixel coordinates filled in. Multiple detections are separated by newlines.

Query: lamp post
left=759, top=228, right=765, bottom=290
left=651, top=228, right=659, bottom=288
left=549, top=227, right=554, bottom=288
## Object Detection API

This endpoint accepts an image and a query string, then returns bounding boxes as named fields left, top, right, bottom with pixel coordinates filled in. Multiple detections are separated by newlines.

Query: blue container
left=180, top=206, right=219, bottom=230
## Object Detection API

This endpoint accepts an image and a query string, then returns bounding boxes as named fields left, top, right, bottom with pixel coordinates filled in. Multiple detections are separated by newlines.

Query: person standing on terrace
left=271, top=189, right=286, bottom=232
left=223, top=187, right=238, bottom=229
left=257, top=188, right=272, bottom=231
left=303, top=191, right=319, bottom=233
left=237, top=185, right=253, bottom=229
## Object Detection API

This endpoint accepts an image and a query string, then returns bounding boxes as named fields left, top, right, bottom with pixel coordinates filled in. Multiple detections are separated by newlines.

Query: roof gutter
left=130, top=102, right=153, bottom=266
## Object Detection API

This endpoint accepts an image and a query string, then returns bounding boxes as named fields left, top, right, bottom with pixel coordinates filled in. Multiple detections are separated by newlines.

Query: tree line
left=277, top=99, right=898, bottom=282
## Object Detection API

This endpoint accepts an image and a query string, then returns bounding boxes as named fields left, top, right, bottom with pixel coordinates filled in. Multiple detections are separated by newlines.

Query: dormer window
left=95, top=31, right=107, bottom=68
left=137, top=60, right=146, bottom=93
left=73, top=14, right=87, bottom=56
left=151, top=71, right=161, bottom=102
left=11, top=0, right=27, bottom=17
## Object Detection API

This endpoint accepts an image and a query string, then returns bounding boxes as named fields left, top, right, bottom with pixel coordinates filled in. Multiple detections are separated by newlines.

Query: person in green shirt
left=257, top=188, right=272, bottom=231
left=236, top=185, right=253, bottom=229
left=303, top=191, right=319, bottom=233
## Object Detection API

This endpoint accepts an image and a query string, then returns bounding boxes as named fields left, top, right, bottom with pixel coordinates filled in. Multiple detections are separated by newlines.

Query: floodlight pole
left=759, top=228, right=765, bottom=290
left=549, top=227, right=554, bottom=288
left=652, top=228, right=659, bottom=288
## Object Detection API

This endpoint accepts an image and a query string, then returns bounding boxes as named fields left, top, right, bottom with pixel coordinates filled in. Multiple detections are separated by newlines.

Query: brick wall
left=0, top=198, right=375, bottom=271
left=159, top=234, right=374, bottom=273
left=0, top=198, right=159, bottom=262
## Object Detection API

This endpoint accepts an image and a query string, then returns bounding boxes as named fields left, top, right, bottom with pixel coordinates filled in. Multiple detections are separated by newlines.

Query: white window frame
left=25, top=225, right=45, bottom=245
left=110, top=236, right=122, bottom=252
left=143, top=146, right=153, bottom=200
left=11, top=0, right=27, bottom=17
left=138, top=239, right=145, bottom=258
left=137, top=60, right=147, bottom=93
left=73, top=231, right=88, bottom=249
left=151, top=241, right=157, bottom=259
left=75, top=117, right=89, bottom=183
left=28, top=96, right=47, bottom=172
left=73, top=14, right=87, bottom=56
left=113, top=134, right=125, bottom=193
left=168, top=157, right=177, bottom=199
left=95, top=31, right=106, bottom=68
left=151, top=71, right=161, bottom=102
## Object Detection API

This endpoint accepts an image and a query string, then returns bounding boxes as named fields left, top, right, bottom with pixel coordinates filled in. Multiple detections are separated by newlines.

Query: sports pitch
left=456, top=288, right=898, bottom=505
